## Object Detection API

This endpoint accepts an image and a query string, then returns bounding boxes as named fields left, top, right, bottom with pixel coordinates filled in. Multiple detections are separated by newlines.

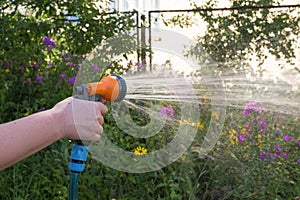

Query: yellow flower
left=257, top=139, right=263, bottom=149
left=211, top=112, right=219, bottom=119
left=179, top=155, right=186, bottom=162
left=119, top=172, right=126, bottom=178
left=197, top=122, right=204, bottom=131
left=179, top=119, right=204, bottom=131
left=23, top=112, right=29, bottom=117
left=230, top=129, right=237, bottom=136
left=229, top=129, right=238, bottom=145
left=230, top=138, right=238, bottom=145
left=134, top=146, right=147, bottom=155
left=5, top=69, right=10, bottom=73
left=257, top=134, right=262, bottom=139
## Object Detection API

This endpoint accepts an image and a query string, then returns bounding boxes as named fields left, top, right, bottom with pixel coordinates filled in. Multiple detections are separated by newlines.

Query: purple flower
left=69, top=76, right=76, bottom=85
left=34, top=76, right=43, bottom=84
left=43, top=36, right=56, bottom=51
left=24, top=79, right=30, bottom=84
left=62, top=53, right=72, bottom=62
left=274, top=145, right=280, bottom=150
left=62, top=54, right=67, bottom=61
left=276, top=129, right=281, bottom=134
left=2, top=60, right=11, bottom=68
left=47, top=62, right=54, bottom=67
left=159, top=105, right=174, bottom=121
left=39, top=107, right=45, bottom=112
left=297, top=140, right=300, bottom=147
left=238, top=134, right=246, bottom=142
left=160, top=107, right=168, bottom=115
left=203, top=156, right=215, bottom=161
left=169, top=105, right=174, bottom=116
left=243, top=101, right=263, bottom=117
left=285, top=151, right=289, bottom=158
left=297, top=158, right=300, bottom=164
left=43, top=37, right=52, bottom=45
left=60, top=73, right=67, bottom=78
left=245, top=123, right=251, bottom=133
left=259, top=152, right=266, bottom=160
left=268, top=153, right=276, bottom=160
left=136, top=62, right=142, bottom=67
left=20, top=65, right=25, bottom=71
left=33, top=64, right=39, bottom=70
left=108, top=62, right=114, bottom=68
left=259, top=118, right=267, bottom=133
left=91, top=63, right=99, bottom=71
left=69, top=62, right=75, bottom=68
left=110, top=70, right=114, bottom=76
left=275, top=152, right=281, bottom=157
left=283, top=135, right=292, bottom=141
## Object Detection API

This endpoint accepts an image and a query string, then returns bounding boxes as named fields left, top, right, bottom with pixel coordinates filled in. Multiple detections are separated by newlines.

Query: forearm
left=0, top=110, right=62, bottom=170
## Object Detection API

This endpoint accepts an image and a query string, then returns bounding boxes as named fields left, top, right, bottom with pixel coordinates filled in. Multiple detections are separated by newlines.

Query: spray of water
left=73, top=28, right=299, bottom=173
left=123, top=68, right=299, bottom=116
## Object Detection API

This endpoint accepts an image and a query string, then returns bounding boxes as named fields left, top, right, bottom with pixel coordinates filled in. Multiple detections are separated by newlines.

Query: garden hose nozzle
left=70, top=74, right=127, bottom=170
left=86, top=75, right=127, bottom=102
left=75, top=74, right=127, bottom=102
left=68, top=75, right=126, bottom=200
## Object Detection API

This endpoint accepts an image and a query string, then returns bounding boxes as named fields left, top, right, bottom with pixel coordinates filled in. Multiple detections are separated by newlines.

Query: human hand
left=51, top=97, right=108, bottom=142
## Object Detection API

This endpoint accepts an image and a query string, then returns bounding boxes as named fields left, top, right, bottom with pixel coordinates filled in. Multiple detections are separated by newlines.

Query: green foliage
left=0, top=0, right=136, bottom=123
left=206, top=106, right=300, bottom=200
left=195, top=0, right=300, bottom=66
left=162, top=0, right=300, bottom=69
left=1, top=1, right=299, bottom=200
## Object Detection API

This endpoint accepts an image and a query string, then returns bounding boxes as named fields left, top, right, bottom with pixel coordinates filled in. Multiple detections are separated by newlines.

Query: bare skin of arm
left=0, top=97, right=108, bottom=170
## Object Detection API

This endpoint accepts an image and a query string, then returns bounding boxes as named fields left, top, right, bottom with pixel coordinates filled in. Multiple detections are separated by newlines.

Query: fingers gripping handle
left=69, top=75, right=127, bottom=172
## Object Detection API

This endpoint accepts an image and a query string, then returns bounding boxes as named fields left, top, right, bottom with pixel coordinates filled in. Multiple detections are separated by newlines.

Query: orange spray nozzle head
left=86, top=75, right=127, bottom=102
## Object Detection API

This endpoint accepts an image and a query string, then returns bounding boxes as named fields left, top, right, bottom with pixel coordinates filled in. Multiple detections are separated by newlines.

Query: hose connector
left=68, top=144, right=89, bottom=173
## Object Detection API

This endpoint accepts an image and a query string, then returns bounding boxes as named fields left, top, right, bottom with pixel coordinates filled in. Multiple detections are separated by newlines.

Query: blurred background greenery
left=0, top=0, right=299, bottom=199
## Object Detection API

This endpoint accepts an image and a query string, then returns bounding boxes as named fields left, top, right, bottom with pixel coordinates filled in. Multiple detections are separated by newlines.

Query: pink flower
left=159, top=105, right=174, bottom=121
left=243, top=101, right=263, bottom=117
left=283, top=135, right=292, bottom=141
left=136, top=62, right=142, bottom=67
left=274, top=145, right=280, bottom=150
left=238, top=134, right=246, bottom=142
left=259, top=152, right=266, bottom=160
left=90, top=63, right=99, bottom=71
left=285, top=151, right=289, bottom=158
